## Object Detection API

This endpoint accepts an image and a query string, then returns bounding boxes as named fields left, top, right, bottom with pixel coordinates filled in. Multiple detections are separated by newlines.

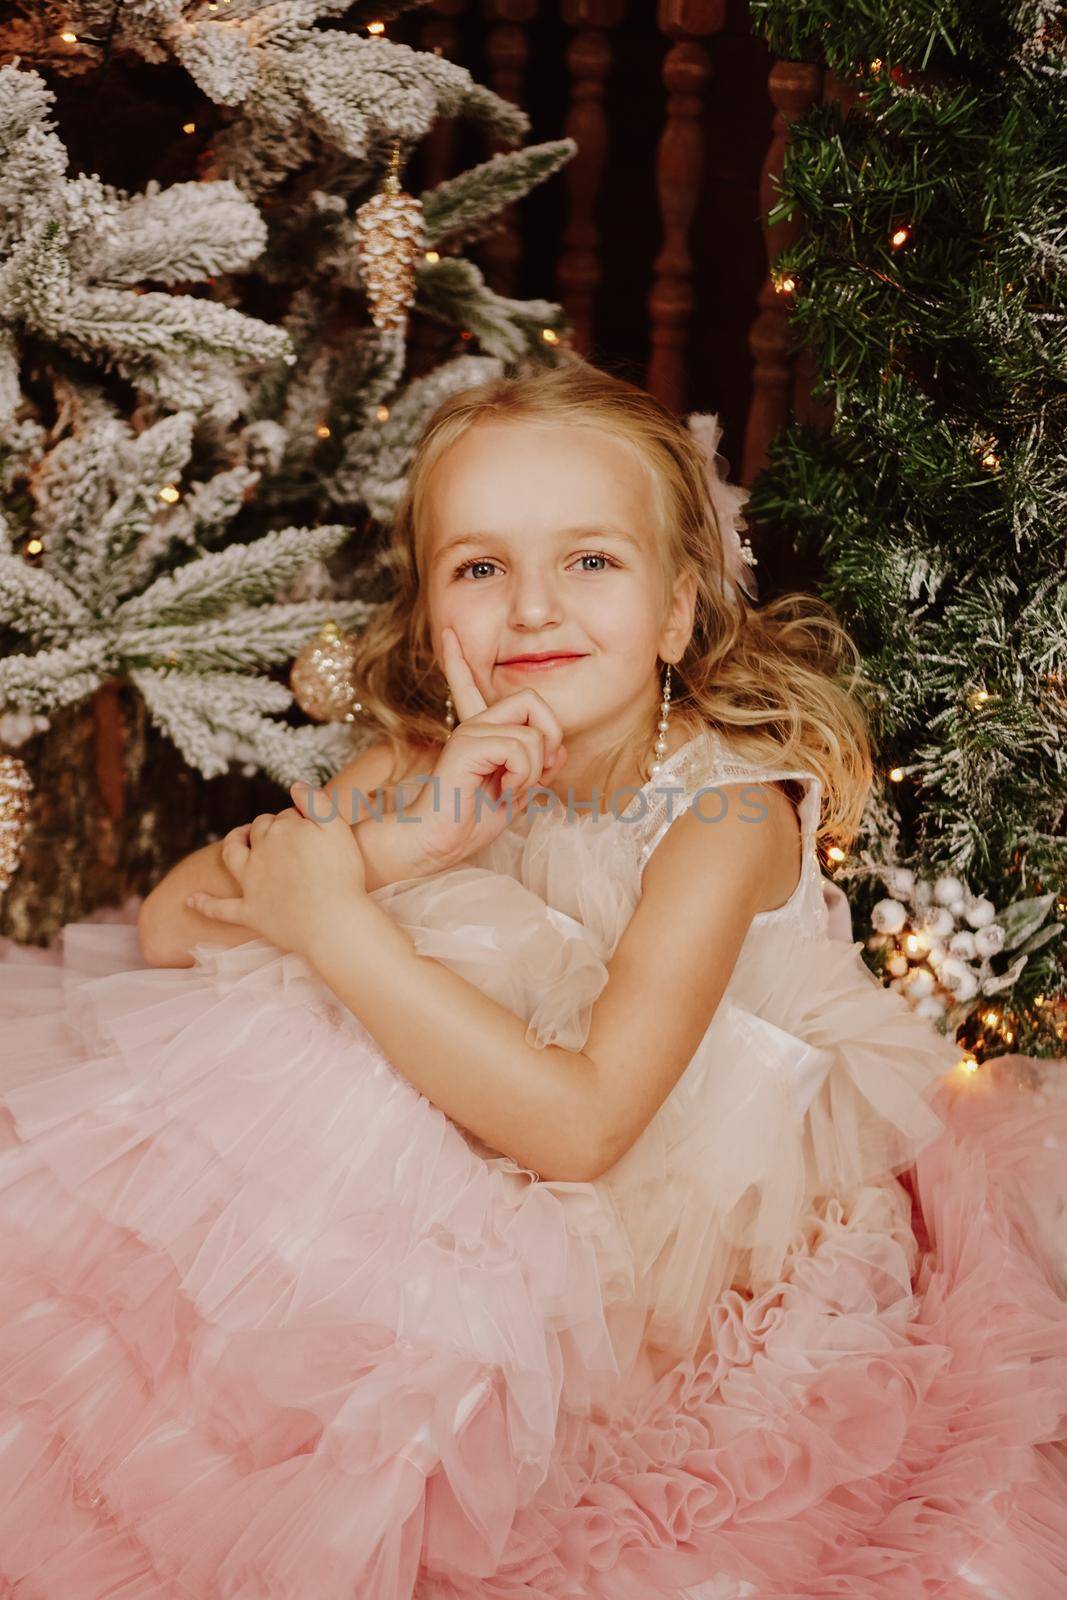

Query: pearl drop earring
left=444, top=689, right=455, bottom=734
left=650, top=662, right=673, bottom=776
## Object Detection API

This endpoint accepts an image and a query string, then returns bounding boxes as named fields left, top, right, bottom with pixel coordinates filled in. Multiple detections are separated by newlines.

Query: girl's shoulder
left=637, top=721, right=822, bottom=901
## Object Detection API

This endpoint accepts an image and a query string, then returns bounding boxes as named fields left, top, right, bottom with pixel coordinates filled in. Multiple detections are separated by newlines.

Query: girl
left=1, top=357, right=1065, bottom=1599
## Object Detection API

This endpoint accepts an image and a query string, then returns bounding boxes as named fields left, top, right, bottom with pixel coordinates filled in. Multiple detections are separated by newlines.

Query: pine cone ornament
left=289, top=619, right=363, bottom=723
left=0, top=752, right=32, bottom=895
left=354, top=144, right=425, bottom=334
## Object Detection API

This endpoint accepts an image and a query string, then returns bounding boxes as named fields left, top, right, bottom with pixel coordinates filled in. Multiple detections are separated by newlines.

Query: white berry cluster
left=868, top=869, right=1005, bottom=1023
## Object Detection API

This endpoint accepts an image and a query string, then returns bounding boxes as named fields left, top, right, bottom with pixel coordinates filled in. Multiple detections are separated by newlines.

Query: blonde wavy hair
left=349, top=354, right=874, bottom=853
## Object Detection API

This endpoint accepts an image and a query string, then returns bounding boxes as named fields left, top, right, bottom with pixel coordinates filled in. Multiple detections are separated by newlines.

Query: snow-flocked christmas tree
left=0, top=1, right=577, bottom=939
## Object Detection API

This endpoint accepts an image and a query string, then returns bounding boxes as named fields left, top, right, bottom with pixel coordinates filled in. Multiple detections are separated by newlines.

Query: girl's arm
left=138, top=837, right=258, bottom=967
left=304, top=783, right=799, bottom=1183
left=138, top=739, right=442, bottom=968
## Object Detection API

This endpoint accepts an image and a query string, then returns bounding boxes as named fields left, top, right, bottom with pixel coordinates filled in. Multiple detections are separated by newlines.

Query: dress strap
left=712, top=750, right=824, bottom=889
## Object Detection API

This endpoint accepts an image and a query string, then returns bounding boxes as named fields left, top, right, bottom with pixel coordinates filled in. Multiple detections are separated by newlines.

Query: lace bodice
left=468, top=726, right=830, bottom=956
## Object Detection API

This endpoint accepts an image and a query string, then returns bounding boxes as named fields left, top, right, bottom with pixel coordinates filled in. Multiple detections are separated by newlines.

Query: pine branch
left=748, top=0, right=1067, bottom=1052
left=414, top=256, right=569, bottom=362
left=112, top=523, right=352, bottom=629
left=421, top=141, right=578, bottom=248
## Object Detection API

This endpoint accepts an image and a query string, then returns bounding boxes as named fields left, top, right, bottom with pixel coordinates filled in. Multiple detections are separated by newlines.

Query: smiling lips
left=496, top=653, right=586, bottom=672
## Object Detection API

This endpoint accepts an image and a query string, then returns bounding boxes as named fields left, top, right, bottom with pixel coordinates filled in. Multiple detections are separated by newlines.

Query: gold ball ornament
left=289, top=619, right=364, bottom=723
left=354, top=144, right=425, bottom=333
left=0, top=752, right=33, bottom=895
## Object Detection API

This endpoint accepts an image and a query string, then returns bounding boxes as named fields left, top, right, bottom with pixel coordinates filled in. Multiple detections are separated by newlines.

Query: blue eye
left=452, top=559, right=498, bottom=580
left=451, top=551, right=619, bottom=581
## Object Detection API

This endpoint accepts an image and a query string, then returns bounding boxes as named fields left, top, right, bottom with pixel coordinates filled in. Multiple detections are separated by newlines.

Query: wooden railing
left=399, top=1, right=822, bottom=486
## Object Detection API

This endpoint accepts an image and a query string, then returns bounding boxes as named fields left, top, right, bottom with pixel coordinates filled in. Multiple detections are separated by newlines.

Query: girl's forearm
left=353, top=809, right=444, bottom=891
left=305, top=897, right=605, bottom=1183
left=140, top=813, right=437, bottom=967
left=138, top=840, right=259, bottom=966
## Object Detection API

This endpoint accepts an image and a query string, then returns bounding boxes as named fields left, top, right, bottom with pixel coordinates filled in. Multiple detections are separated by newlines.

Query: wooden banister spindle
left=480, top=0, right=539, bottom=296
left=407, top=1, right=469, bottom=372
left=556, top=0, right=624, bottom=357
left=741, top=59, right=823, bottom=485
left=419, top=1, right=469, bottom=191
left=647, top=0, right=724, bottom=412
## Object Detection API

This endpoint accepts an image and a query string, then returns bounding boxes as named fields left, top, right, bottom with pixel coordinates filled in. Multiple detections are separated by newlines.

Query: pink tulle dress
left=1, top=726, right=1066, bottom=1599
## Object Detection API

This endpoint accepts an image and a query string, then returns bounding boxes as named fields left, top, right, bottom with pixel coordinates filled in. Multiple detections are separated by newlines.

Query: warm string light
left=773, top=270, right=797, bottom=295
left=375, top=405, right=390, bottom=422
left=424, top=250, right=440, bottom=263
left=541, top=329, right=560, bottom=345
left=315, top=424, right=331, bottom=439
left=26, top=539, right=43, bottom=556
left=159, top=484, right=181, bottom=504
left=959, top=985, right=1067, bottom=1062
left=827, top=845, right=846, bottom=864
left=182, top=122, right=197, bottom=135
left=59, top=31, right=78, bottom=44
left=367, top=21, right=386, bottom=35
left=977, top=1007, right=1016, bottom=1047
left=888, top=766, right=905, bottom=782
left=890, top=225, right=911, bottom=250
left=972, top=429, right=1003, bottom=472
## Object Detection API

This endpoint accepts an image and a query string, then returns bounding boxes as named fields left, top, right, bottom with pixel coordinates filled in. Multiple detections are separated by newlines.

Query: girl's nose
left=508, top=574, right=564, bottom=630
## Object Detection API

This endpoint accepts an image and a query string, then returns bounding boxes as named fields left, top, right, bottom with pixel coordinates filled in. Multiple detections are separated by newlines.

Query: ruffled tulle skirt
left=1, top=900, right=1066, bottom=1599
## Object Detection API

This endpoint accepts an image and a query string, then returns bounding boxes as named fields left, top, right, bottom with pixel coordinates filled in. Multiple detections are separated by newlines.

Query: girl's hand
left=400, top=625, right=569, bottom=871
left=185, top=780, right=367, bottom=958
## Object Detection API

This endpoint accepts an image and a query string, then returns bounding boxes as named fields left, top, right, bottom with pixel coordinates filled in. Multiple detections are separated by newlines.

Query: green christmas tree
left=0, top=2, right=576, bottom=938
left=747, top=0, right=1066, bottom=1059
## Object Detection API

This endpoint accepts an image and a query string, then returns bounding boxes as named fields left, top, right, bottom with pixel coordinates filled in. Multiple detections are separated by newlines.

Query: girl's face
left=422, top=419, right=694, bottom=746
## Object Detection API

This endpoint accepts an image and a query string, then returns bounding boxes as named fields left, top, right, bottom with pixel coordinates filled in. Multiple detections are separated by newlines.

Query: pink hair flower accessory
left=685, top=412, right=759, bottom=605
